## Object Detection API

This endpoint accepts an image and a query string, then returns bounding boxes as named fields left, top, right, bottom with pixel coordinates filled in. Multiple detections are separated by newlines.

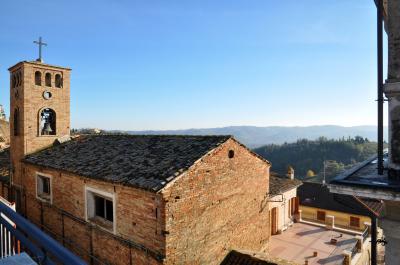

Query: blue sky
left=0, top=0, right=387, bottom=130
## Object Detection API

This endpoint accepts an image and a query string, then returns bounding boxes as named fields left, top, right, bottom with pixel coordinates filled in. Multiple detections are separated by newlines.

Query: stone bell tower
left=8, top=56, right=71, bottom=192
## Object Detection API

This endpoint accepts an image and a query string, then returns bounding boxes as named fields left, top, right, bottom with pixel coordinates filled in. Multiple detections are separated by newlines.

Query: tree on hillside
left=253, top=136, right=379, bottom=181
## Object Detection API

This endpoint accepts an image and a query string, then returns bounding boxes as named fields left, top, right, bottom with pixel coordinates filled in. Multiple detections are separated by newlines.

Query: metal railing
left=0, top=196, right=18, bottom=259
left=0, top=201, right=86, bottom=265
left=361, top=227, right=369, bottom=242
left=350, top=242, right=358, bottom=258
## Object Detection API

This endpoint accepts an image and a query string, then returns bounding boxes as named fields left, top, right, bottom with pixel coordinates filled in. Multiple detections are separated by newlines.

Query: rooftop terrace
left=269, top=223, right=364, bottom=265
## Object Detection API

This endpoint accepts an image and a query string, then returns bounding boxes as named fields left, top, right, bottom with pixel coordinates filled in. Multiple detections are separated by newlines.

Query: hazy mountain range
left=123, top=125, right=387, bottom=148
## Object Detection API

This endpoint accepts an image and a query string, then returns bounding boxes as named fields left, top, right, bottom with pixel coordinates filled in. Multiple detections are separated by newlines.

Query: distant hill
left=122, top=125, right=387, bottom=148
left=253, top=137, right=378, bottom=181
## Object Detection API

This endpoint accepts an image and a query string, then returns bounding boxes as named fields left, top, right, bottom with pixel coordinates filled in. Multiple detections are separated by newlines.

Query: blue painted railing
left=0, top=201, right=86, bottom=265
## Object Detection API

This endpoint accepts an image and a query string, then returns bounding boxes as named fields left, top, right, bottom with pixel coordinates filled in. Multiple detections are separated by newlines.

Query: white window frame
left=85, top=186, right=116, bottom=233
left=36, top=172, right=52, bottom=204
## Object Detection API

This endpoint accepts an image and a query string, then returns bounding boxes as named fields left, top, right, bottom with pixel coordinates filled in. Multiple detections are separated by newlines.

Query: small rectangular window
left=317, top=211, right=326, bottom=221
left=350, top=216, right=360, bottom=228
left=93, top=195, right=113, bottom=222
left=37, top=174, right=51, bottom=202
left=86, top=188, right=115, bottom=231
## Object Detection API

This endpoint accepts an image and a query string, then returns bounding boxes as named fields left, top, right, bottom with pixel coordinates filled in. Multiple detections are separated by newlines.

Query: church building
left=5, top=58, right=273, bottom=264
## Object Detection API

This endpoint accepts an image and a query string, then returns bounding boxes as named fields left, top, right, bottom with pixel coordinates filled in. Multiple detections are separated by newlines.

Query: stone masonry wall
left=161, top=138, right=270, bottom=265
left=22, top=163, right=165, bottom=265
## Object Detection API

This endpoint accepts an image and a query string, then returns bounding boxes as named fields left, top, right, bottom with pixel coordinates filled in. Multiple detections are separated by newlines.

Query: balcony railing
left=0, top=199, right=86, bottom=265
left=361, top=226, right=369, bottom=242
left=0, top=197, right=17, bottom=259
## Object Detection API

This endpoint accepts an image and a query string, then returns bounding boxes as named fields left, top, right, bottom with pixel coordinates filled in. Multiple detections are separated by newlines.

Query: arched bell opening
left=39, top=108, right=56, bottom=136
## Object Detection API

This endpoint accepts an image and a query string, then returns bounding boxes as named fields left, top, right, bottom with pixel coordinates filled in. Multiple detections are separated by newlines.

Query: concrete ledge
left=299, top=219, right=364, bottom=236
left=384, top=81, right=400, bottom=95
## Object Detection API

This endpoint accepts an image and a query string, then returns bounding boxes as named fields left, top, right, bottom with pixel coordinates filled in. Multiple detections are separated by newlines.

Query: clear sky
left=0, top=0, right=387, bottom=130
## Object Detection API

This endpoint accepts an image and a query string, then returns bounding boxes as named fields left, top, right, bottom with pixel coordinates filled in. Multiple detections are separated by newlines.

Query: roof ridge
left=78, top=134, right=232, bottom=137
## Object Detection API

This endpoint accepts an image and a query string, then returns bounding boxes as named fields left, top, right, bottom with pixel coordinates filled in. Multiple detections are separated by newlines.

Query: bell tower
left=8, top=60, right=71, bottom=190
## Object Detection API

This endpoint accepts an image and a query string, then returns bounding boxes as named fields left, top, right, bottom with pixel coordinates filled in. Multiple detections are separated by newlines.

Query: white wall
left=269, top=188, right=297, bottom=232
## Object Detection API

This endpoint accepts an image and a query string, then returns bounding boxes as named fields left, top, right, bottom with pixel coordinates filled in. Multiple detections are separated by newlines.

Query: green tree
left=306, top=170, right=316, bottom=177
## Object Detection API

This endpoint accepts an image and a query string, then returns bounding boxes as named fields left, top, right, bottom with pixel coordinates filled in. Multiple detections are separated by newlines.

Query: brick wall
left=161, top=138, right=270, bottom=265
left=9, top=61, right=70, bottom=190
left=22, top=164, right=164, bottom=265
left=19, top=138, right=270, bottom=265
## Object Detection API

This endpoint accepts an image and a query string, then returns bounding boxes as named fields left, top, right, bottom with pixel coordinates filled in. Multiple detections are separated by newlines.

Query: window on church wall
left=86, top=187, right=115, bottom=232
left=55, top=74, right=62, bottom=88
left=13, top=108, right=20, bottom=136
left=45, top=73, right=51, bottom=87
left=39, top=108, right=56, bottom=136
left=36, top=174, right=52, bottom=203
left=35, top=71, right=42, bottom=86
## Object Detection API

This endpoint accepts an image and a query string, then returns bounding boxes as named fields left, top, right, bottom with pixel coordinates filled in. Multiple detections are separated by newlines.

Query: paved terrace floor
left=269, top=223, right=358, bottom=265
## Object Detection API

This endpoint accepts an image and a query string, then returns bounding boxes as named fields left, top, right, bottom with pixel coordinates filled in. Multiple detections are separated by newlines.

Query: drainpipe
left=371, top=215, right=377, bottom=265
left=377, top=0, right=384, bottom=175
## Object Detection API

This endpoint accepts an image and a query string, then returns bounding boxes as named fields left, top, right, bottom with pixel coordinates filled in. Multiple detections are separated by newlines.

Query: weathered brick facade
left=9, top=61, right=70, bottom=198
left=20, top=138, right=270, bottom=264
left=22, top=164, right=164, bottom=264
left=161, top=139, right=270, bottom=265
left=8, top=60, right=272, bottom=264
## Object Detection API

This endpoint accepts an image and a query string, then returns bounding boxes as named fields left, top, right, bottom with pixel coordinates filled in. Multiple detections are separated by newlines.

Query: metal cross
left=33, top=37, right=47, bottom=62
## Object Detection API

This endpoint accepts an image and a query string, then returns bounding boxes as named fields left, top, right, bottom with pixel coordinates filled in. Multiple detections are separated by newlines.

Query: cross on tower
left=33, top=37, right=47, bottom=62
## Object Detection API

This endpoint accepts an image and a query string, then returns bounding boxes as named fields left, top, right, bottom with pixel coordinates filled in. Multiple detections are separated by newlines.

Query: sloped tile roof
left=298, top=182, right=384, bottom=217
left=24, top=135, right=231, bottom=191
left=269, top=173, right=302, bottom=196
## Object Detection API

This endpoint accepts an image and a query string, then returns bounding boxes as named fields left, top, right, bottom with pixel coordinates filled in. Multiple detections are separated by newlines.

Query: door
left=271, top=207, right=278, bottom=235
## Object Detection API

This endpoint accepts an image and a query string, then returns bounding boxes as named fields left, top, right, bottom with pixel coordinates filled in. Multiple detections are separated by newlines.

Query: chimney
left=287, top=166, right=295, bottom=180
left=384, top=0, right=400, bottom=180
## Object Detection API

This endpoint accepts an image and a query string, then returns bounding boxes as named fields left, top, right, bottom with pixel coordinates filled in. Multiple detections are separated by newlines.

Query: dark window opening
left=35, top=71, right=42, bottom=86
left=40, top=108, right=56, bottom=135
left=13, top=108, right=19, bottom=136
left=11, top=74, right=16, bottom=88
left=94, top=195, right=113, bottom=222
left=55, top=74, right=62, bottom=88
left=37, top=174, right=51, bottom=201
left=228, top=150, right=235, bottom=158
left=45, top=73, right=51, bottom=87
left=16, top=73, right=20, bottom=87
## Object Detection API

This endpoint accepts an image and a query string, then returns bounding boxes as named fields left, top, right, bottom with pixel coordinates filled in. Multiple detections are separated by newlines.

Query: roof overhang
left=329, top=183, right=400, bottom=201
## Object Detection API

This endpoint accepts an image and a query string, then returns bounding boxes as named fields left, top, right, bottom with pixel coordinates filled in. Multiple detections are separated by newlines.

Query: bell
left=42, top=122, right=53, bottom=135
